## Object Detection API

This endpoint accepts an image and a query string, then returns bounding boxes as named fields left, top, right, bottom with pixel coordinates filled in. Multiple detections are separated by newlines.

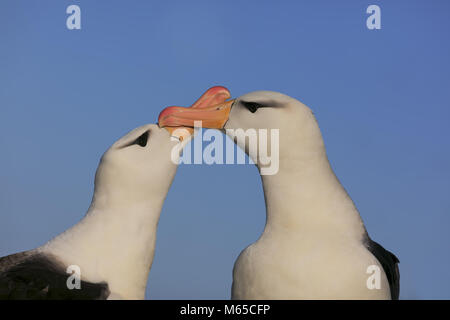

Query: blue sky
left=1, top=1, right=449, bottom=299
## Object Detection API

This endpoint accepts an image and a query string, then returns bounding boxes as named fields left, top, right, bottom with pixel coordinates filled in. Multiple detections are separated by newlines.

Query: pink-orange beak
left=159, top=86, right=234, bottom=134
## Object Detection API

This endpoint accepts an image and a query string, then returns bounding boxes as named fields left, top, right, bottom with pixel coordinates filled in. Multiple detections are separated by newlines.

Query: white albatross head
left=158, top=90, right=328, bottom=174
left=91, top=124, right=191, bottom=210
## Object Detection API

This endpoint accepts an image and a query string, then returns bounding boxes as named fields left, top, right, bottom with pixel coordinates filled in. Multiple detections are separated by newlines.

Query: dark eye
left=242, top=101, right=261, bottom=113
left=132, top=131, right=149, bottom=147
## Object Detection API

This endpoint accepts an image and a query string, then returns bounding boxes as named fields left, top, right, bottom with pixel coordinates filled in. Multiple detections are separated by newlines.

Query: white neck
left=259, top=130, right=366, bottom=242
left=40, top=196, right=164, bottom=299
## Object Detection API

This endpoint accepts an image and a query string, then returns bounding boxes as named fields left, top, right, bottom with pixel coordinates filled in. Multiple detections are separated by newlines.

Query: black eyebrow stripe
left=118, top=130, right=150, bottom=149
left=239, top=100, right=284, bottom=108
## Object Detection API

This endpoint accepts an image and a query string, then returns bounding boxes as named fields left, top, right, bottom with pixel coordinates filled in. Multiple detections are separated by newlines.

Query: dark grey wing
left=0, top=250, right=34, bottom=273
left=365, top=239, right=400, bottom=300
left=0, top=252, right=110, bottom=300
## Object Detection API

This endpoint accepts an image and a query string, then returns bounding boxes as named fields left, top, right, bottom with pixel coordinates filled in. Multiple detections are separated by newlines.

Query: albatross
left=0, top=124, right=189, bottom=299
left=0, top=87, right=230, bottom=300
left=158, top=89, right=400, bottom=300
